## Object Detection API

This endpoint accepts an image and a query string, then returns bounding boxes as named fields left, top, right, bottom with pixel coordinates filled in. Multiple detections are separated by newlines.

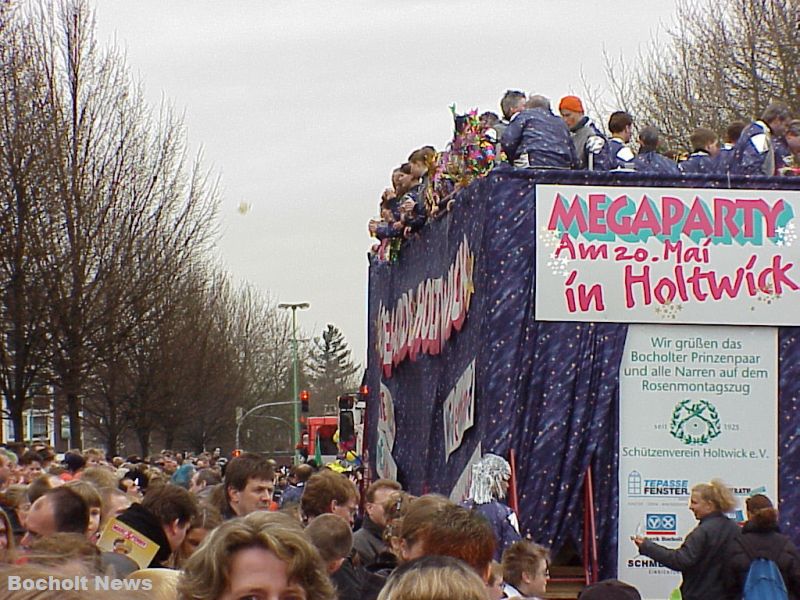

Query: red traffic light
left=232, top=448, right=242, bottom=458
left=300, top=389, right=310, bottom=413
left=359, top=384, right=369, bottom=397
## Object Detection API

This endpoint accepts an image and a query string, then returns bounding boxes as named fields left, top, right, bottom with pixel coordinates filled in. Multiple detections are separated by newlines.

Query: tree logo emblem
left=669, top=399, right=721, bottom=446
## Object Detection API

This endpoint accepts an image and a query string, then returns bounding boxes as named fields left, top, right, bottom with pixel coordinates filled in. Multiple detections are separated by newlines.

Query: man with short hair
left=501, top=95, right=578, bottom=169
left=302, top=469, right=359, bottom=526
left=715, top=120, right=747, bottom=174
left=306, top=513, right=354, bottom=575
left=302, top=469, right=363, bottom=599
left=558, top=95, right=612, bottom=170
left=401, top=502, right=496, bottom=582
left=608, top=111, right=636, bottom=169
left=501, top=540, right=551, bottom=599
left=730, top=102, right=793, bottom=176
left=679, top=127, right=720, bottom=174
left=21, top=486, right=88, bottom=548
left=496, top=90, right=527, bottom=140
left=352, top=478, right=402, bottom=566
left=116, top=483, right=198, bottom=567
left=219, top=452, right=275, bottom=518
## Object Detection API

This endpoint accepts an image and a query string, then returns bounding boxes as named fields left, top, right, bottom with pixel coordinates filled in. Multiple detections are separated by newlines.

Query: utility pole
left=278, top=302, right=309, bottom=464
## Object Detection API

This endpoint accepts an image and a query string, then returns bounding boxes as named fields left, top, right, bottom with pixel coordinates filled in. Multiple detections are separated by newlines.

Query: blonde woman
left=178, top=512, right=335, bottom=600
left=633, top=478, right=739, bottom=600
left=377, top=555, right=489, bottom=600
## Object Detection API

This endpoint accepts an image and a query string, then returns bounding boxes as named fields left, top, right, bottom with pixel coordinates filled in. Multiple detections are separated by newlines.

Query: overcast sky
left=92, top=0, right=680, bottom=366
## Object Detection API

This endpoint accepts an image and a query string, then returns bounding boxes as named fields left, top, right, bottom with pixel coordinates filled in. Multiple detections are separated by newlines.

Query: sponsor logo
left=627, top=471, right=689, bottom=497
left=646, top=513, right=677, bottom=535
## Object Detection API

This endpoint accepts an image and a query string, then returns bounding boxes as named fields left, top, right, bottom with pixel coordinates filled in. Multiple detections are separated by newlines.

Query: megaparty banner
left=535, top=184, right=800, bottom=325
left=617, top=324, right=778, bottom=599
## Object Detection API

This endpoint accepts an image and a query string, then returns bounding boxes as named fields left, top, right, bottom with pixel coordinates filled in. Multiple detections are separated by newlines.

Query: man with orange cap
left=558, top=95, right=612, bottom=170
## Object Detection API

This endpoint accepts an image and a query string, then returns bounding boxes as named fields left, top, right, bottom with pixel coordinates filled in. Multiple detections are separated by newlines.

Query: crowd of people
left=0, top=444, right=795, bottom=599
left=368, top=90, right=800, bottom=262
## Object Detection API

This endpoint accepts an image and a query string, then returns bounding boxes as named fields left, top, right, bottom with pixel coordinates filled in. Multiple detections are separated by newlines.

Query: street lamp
left=278, top=301, right=310, bottom=464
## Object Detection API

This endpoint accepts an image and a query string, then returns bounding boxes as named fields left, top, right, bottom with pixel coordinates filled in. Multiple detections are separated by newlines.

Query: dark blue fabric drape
left=365, top=166, right=800, bottom=578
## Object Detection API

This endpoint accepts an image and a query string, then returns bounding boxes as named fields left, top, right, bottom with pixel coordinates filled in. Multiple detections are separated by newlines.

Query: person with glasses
left=501, top=540, right=550, bottom=599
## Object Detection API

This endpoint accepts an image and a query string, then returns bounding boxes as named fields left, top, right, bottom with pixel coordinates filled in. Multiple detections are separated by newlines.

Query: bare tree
left=0, top=2, right=57, bottom=440
left=603, top=0, right=800, bottom=149
left=11, top=0, right=217, bottom=447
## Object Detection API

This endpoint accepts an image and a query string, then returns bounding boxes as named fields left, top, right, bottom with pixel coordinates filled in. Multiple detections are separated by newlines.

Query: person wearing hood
left=116, top=483, right=198, bottom=568
left=726, top=494, right=800, bottom=599
left=461, top=453, right=521, bottom=561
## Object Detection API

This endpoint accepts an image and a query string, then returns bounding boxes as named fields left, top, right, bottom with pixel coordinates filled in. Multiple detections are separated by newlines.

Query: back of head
left=27, top=475, right=55, bottom=505
left=127, top=568, right=179, bottom=600
left=408, top=146, right=436, bottom=164
left=689, top=127, right=718, bottom=152
left=48, top=486, right=89, bottom=534
left=746, top=493, right=779, bottom=528
left=526, top=94, right=551, bottom=111
left=399, top=494, right=451, bottom=550
left=502, top=540, right=549, bottom=589
left=291, top=463, right=314, bottom=484
left=500, top=90, right=526, bottom=120
left=171, top=464, right=195, bottom=489
left=224, top=452, right=274, bottom=494
left=761, top=102, right=791, bottom=125
left=377, top=555, right=489, bottom=600
left=726, top=120, right=747, bottom=144
left=142, top=483, right=198, bottom=526
left=27, top=532, right=101, bottom=572
left=638, top=126, right=661, bottom=152
left=301, top=469, right=358, bottom=519
left=179, top=515, right=336, bottom=600
left=692, top=478, right=736, bottom=513
left=579, top=579, right=642, bottom=600
left=305, top=513, right=353, bottom=562
left=609, top=111, right=633, bottom=134
left=81, top=466, right=119, bottom=490
left=421, top=504, right=495, bottom=578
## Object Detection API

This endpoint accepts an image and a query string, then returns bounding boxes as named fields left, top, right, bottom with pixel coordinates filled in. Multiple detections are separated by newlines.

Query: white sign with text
left=536, top=185, right=800, bottom=325
left=617, top=324, right=777, bottom=599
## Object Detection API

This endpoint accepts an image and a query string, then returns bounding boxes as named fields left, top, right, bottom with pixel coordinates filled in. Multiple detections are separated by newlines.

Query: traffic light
left=300, top=389, right=310, bottom=413
left=232, top=448, right=242, bottom=458
left=338, top=394, right=355, bottom=444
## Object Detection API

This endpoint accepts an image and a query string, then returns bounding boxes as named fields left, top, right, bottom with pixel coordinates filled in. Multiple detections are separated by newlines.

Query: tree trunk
left=67, top=391, right=82, bottom=449
left=136, top=428, right=150, bottom=457
left=9, top=398, right=24, bottom=443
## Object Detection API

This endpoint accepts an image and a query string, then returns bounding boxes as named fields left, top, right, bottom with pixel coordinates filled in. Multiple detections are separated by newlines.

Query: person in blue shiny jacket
left=714, top=121, right=746, bottom=175
left=729, top=102, right=792, bottom=176
left=680, top=128, right=720, bottom=175
left=607, top=111, right=636, bottom=169
left=501, top=95, right=578, bottom=169
left=633, top=126, right=680, bottom=174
